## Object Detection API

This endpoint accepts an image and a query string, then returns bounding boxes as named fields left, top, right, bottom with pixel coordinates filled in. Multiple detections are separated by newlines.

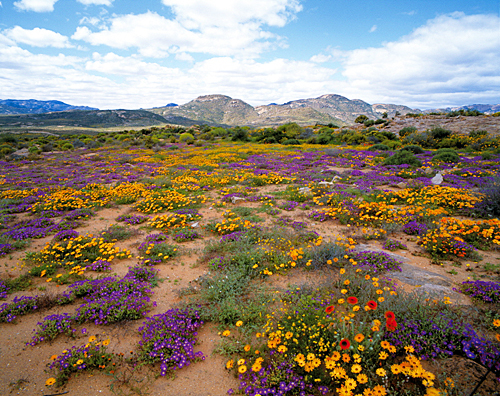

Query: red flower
left=325, top=305, right=335, bottom=314
left=340, top=339, right=351, bottom=350
left=367, top=300, right=377, bottom=310
left=384, top=311, right=395, bottom=321
left=347, top=296, right=358, bottom=305
left=386, top=319, right=398, bottom=332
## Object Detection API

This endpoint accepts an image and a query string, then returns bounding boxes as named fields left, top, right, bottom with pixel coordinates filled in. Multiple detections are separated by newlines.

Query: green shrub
left=399, top=145, right=424, bottom=154
left=433, top=148, right=459, bottom=163
left=429, top=127, right=451, bottom=140
left=399, top=126, right=417, bottom=137
left=381, top=139, right=402, bottom=150
left=382, top=151, right=422, bottom=167
left=367, top=144, right=389, bottom=151
left=281, top=138, right=301, bottom=145
left=61, top=143, right=73, bottom=151
left=355, top=115, right=369, bottom=123
left=179, top=133, right=194, bottom=143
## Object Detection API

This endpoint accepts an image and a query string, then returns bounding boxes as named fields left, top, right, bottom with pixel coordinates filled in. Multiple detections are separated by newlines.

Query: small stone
left=396, top=182, right=407, bottom=189
left=431, top=172, right=443, bottom=185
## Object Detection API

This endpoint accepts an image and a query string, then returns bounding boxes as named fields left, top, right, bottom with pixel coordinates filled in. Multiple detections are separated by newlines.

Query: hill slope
left=0, top=99, right=97, bottom=115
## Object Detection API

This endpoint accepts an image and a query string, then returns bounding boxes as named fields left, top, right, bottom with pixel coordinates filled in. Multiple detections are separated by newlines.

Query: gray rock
left=9, top=148, right=30, bottom=159
left=424, top=167, right=433, bottom=175
left=410, top=284, right=469, bottom=305
left=231, top=196, right=246, bottom=204
left=386, top=263, right=451, bottom=286
left=396, top=182, right=407, bottom=189
left=431, top=172, right=443, bottom=185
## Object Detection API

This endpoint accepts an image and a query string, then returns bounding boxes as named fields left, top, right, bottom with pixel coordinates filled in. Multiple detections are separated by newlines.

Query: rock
left=332, top=175, right=342, bottom=182
left=396, top=182, right=407, bottom=189
left=231, top=196, right=246, bottom=204
left=410, top=284, right=469, bottom=305
left=319, top=181, right=334, bottom=186
left=299, top=187, right=311, bottom=194
left=8, top=148, right=29, bottom=160
left=386, top=263, right=451, bottom=286
left=431, top=172, right=443, bottom=185
left=424, top=167, right=433, bottom=175
left=190, top=222, right=199, bottom=228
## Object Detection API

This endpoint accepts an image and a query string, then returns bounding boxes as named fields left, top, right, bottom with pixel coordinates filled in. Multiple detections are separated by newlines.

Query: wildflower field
left=0, top=128, right=500, bottom=396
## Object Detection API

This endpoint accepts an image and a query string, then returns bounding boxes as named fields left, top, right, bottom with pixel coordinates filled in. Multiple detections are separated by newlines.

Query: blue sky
left=0, top=0, right=499, bottom=110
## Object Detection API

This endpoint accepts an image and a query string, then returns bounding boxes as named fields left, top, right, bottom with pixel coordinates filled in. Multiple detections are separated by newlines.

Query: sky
left=0, top=0, right=499, bottom=110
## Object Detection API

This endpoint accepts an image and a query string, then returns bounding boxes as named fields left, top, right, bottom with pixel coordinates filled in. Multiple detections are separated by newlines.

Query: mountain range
left=1, top=95, right=499, bottom=129
left=0, top=99, right=97, bottom=115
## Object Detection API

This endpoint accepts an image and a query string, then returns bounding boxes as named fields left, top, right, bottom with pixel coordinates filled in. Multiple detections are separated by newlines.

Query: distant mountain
left=0, top=109, right=168, bottom=128
left=0, top=99, right=98, bottom=115
left=425, top=104, right=500, bottom=114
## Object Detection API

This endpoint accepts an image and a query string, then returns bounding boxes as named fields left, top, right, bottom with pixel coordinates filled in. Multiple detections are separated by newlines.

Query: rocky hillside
left=0, top=99, right=97, bottom=115
left=0, top=109, right=168, bottom=128
left=150, top=93, right=415, bottom=127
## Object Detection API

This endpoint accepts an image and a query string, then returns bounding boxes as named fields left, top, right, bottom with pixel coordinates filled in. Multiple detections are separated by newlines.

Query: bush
left=399, top=145, right=424, bottom=154
left=281, top=138, right=301, bottom=145
left=381, top=139, right=402, bottom=150
left=399, top=126, right=417, bottom=137
left=382, top=151, right=422, bottom=167
left=179, top=133, right=194, bottom=143
left=355, top=115, right=369, bottom=123
left=367, top=144, right=389, bottom=151
left=429, top=127, right=451, bottom=140
left=433, top=151, right=460, bottom=163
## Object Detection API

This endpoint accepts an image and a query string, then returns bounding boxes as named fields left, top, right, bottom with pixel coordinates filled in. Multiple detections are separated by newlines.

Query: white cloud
left=331, top=12, right=500, bottom=108
left=77, top=0, right=113, bottom=5
left=175, top=52, right=194, bottom=62
left=369, top=25, right=377, bottom=33
left=72, top=0, right=302, bottom=58
left=309, top=53, right=331, bottom=63
left=14, top=0, right=58, bottom=12
left=162, top=0, right=302, bottom=29
left=5, top=26, right=72, bottom=48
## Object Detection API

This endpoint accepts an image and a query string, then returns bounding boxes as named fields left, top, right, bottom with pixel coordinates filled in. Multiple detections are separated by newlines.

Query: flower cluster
left=457, top=280, right=500, bottom=303
left=0, top=295, right=38, bottom=323
left=27, top=313, right=75, bottom=345
left=419, top=229, right=478, bottom=259
left=382, top=239, right=408, bottom=251
left=351, top=251, right=403, bottom=273
left=137, top=308, right=205, bottom=376
left=0, top=279, right=8, bottom=299
left=137, top=234, right=177, bottom=265
left=47, top=336, right=114, bottom=386
left=402, top=221, right=428, bottom=236
left=172, top=227, right=200, bottom=242
left=278, top=200, right=299, bottom=211
left=116, top=213, right=149, bottom=225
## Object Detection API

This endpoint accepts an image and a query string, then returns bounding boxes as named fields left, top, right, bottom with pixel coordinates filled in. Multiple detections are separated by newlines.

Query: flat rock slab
left=352, top=244, right=409, bottom=262
left=386, top=262, right=451, bottom=287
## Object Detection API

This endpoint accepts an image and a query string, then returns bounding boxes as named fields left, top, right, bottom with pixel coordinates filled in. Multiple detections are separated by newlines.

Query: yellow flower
left=307, top=353, right=315, bottom=361
left=354, top=333, right=364, bottom=342
left=340, top=268, right=346, bottom=274
left=50, top=355, right=58, bottom=361
left=344, top=280, right=350, bottom=285
left=222, top=330, right=231, bottom=337
left=351, top=364, right=362, bottom=373
left=236, top=320, right=243, bottom=327
left=338, top=298, right=345, bottom=304
left=376, top=368, right=387, bottom=377
left=76, top=359, right=84, bottom=365
left=237, top=358, right=245, bottom=366
left=404, top=345, right=415, bottom=353
left=238, top=365, right=247, bottom=374
left=357, top=373, right=368, bottom=384
left=244, top=344, right=251, bottom=352
left=103, top=339, right=110, bottom=346
left=226, top=359, right=234, bottom=369
left=341, top=289, right=348, bottom=294
left=391, top=364, right=402, bottom=374
left=88, top=336, right=97, bottom=343
left=45, top=378, right=56, bottom=386
left=379, top=351, right=389, bottom=360
left=494, top=319, right=500, bottom=327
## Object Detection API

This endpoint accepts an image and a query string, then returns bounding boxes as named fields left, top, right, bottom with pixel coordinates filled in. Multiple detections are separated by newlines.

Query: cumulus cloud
left=331, top=12, right=500, bottom=107
left=5, top=26, right=72, bottom=48
left=162, top=0, right=302, bottom=29
left=77, top=0, right=113, bottom=5
left=14, top=0, right=58, bottom=12
left=72, top=0, right=301, bottom=58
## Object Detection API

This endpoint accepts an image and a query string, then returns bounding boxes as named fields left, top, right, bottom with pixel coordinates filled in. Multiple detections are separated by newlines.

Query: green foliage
left=429, top=127, right=451, bottom=140
left=382, top=151, right=422, bottom=167
left=399, top=126, right=418, bottom=137
left=179, top=133, right=194, bottom=143
left=98, top=224, right=135, bottom=242
left=355, top=115, right=369, bottom=123
left=367, top=144, right=389, bottom=151
left=399, top=145, right=424, bottom=154
left=433, top=149, right=460, bottom=163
